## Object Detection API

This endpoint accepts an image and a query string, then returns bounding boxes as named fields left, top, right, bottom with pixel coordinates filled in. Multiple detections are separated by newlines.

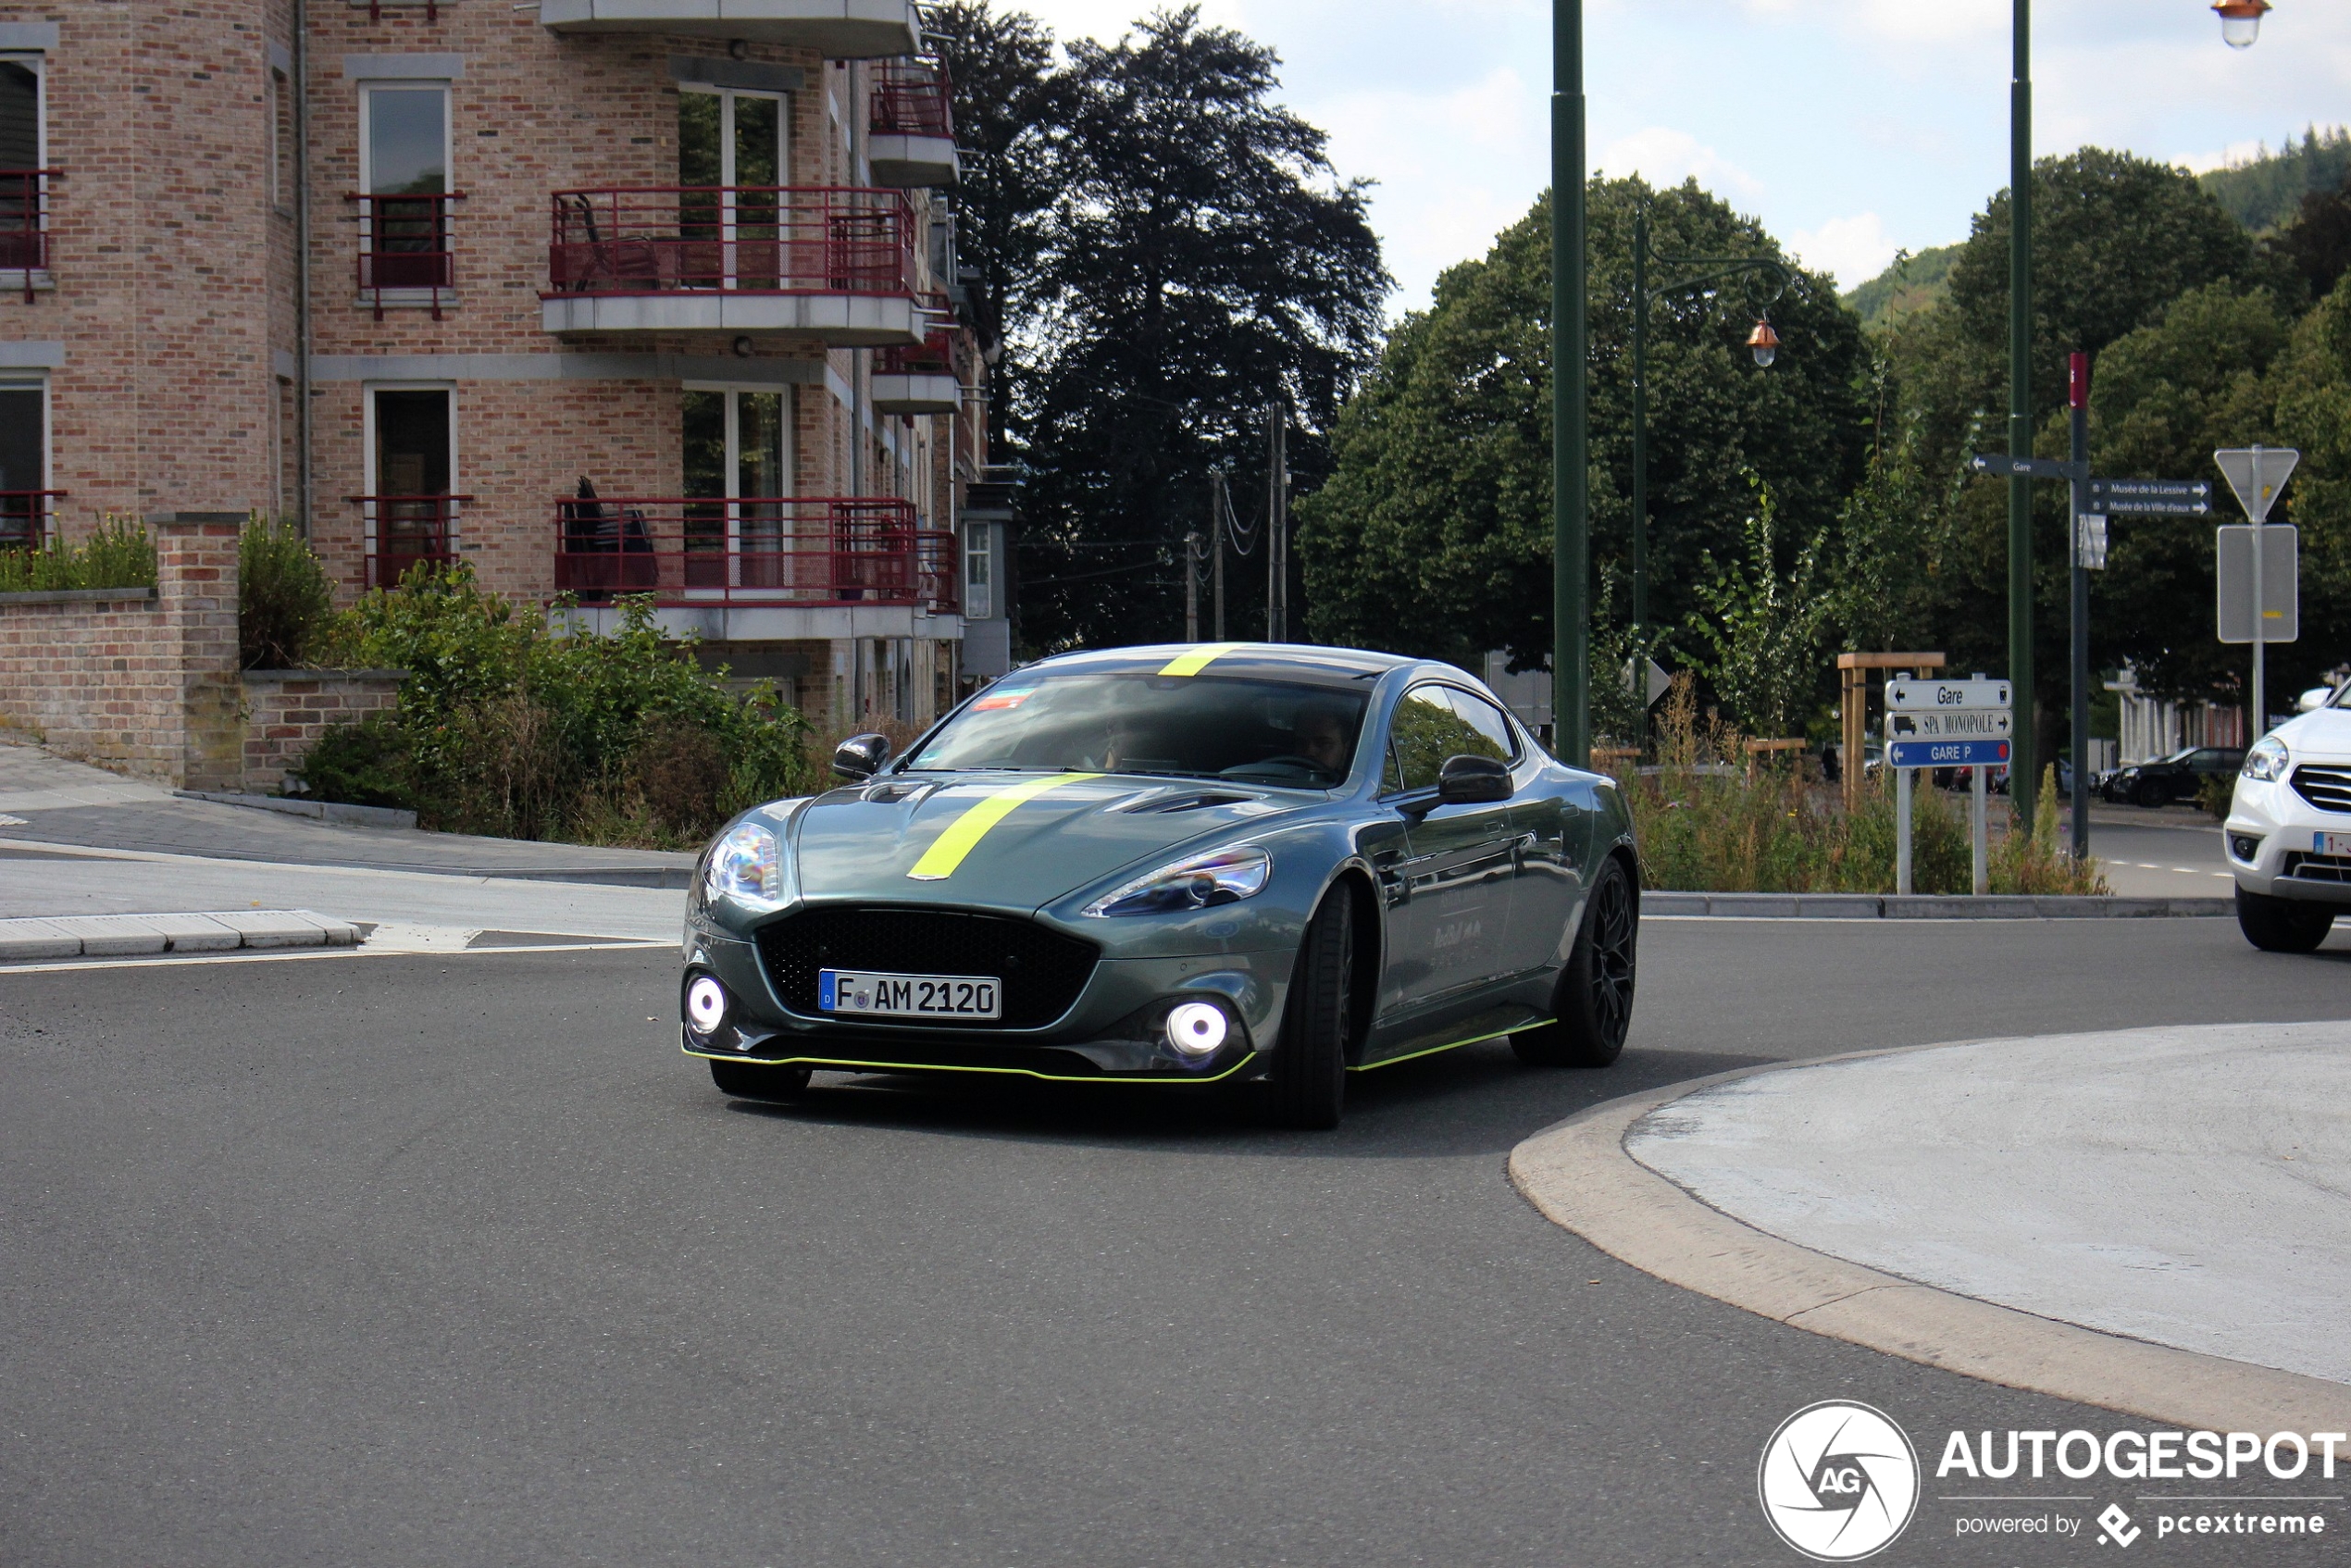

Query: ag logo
left=1758, top=1400, right=1920, bottom=1562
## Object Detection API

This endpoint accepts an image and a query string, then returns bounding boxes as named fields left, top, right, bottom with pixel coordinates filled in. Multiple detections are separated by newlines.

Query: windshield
left=908, top=672, right=1369, bottom=788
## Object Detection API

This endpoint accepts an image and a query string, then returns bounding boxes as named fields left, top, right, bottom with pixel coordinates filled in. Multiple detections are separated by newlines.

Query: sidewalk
left=1622, top=1021, right=2351, bottom=1388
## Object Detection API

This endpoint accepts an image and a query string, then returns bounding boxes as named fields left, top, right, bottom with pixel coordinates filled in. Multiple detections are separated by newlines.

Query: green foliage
left=1845, top=243, right=1960, bottom=333
left=2197, top=127, right=2351, bottom=233
left=238, top=516, right=341, bottom=670
left=1685, top=473, right=1828, bottom=740
left=0, top=516, right=156, bottom=593
left=1299, top=177, right=1870, bottom=676
left=289, top=712, right=417, bottom=811
left=293, top=566, right=818, bottom=845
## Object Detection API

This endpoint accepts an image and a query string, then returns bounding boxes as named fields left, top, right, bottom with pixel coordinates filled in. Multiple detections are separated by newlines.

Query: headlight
left=1083, top=845, right=1271, bottom=917
left=707, top=821, right=783, bottom=904
left=2242, top=735, right=2289, bottom=782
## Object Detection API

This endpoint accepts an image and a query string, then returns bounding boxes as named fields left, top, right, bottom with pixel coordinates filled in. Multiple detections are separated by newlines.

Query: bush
left=240, top=516, right=342, bottom=669
left=0, top=516, right=156, bottom=593
left=286, top=712, right=417, bottom=811
left=291, top=565, right=818, bottom=846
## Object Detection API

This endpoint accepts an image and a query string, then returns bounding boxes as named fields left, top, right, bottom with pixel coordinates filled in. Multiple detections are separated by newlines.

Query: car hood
left=783, top=772, right=1309, bottom=910
left=2275, top=709, right=2351, bottom=762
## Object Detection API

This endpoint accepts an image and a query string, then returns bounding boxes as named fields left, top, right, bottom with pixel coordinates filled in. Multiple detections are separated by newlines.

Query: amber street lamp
left=2213, top=0, right=2270, bottom=48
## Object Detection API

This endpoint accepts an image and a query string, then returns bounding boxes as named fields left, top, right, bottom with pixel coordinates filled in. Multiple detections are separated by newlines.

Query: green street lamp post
left=2009, top=0, right=2036, bottom=831
left=1552, top=0, right=1587, bottom=765
left=1627, top=205, right=1793, bottom=653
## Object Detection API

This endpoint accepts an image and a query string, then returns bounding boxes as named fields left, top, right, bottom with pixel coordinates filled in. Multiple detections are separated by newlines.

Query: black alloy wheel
left=2235, top=887, right=2336, bottom=954
left=1513, top=856, right=1637, bottom=1069
left=709, top=1059, right=814, bottom=1101
left=1268, top=891, right=1352, bottom=1129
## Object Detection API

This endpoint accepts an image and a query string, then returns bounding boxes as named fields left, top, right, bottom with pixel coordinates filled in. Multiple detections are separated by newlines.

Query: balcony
left=0, top=490, right=66, bottom=552
left=354, top=495, right=469, bottom=590
left=536, top=0, right=919, bottom=57
left=0, top=169, right=56, bottom=303
left=542, top=187, right=922, bottom=343
left=867, top=61, right=958, bottom=188
left=871, top=303, right=960, bottom=414
left=352, top=192, right=462, bottom=319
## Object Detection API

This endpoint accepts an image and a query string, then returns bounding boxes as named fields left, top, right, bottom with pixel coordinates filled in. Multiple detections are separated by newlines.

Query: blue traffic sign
left=1887, top=738, right=2010, bottom=769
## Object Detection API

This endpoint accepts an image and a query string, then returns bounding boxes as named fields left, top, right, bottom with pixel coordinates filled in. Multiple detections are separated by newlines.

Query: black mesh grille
left=2292, top=765, right=2351, bottom=815
left=757, top=906, right=1101, bottom=1029
left=2282, top=852, right=2351, bottom=884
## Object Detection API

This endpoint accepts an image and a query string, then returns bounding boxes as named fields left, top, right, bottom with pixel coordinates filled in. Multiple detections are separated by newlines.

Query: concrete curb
left=172, top=790, right=420, bottom=829
left=1646, top=891, right=2234, bottom=918
left=1508, top=1055, right=2351, bottom=1432
left=0, top=909, right=363, bottom=961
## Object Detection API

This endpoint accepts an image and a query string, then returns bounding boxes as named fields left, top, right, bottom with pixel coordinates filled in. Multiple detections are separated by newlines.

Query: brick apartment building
left=0, top=0, right=1011, bottom=733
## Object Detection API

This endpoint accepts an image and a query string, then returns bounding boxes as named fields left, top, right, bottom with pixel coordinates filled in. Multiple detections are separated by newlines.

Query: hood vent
left=1123, top=791, right=1253, bottom=815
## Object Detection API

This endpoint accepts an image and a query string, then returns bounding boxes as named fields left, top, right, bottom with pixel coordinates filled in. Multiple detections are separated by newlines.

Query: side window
left=1442, top=689, right=1517, bottom=762
left=1387, top=686, right=1484, bottom=793
left=1382, top=741, right=1404, bottom=794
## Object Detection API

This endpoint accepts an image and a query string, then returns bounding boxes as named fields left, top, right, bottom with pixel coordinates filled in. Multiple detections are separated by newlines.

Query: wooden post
left=1835, top=652, right=1947, bottom=813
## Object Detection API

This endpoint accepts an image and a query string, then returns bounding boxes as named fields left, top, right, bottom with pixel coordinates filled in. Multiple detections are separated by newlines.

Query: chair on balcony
left=560, top=477, right=655, bottom=602
left=554, top=193, right=663, bottom=293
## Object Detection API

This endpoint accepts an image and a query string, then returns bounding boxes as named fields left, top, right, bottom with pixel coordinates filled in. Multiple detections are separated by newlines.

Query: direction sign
left=1622, top=655, right=1670, bottom=708
left=2087, top=478, right=2210, bottom=516
left=2215, top=446, right=2299, bottom=523
left=1886, top=709, right=2011, bottom=740
left=1887, top=738, right=2011, bottom=769
left=2218, top=524, right=2298, bottom=643
left=1885, top=678, right=2012, bottom=713
left=1970, top=453, right=2085, bottom=482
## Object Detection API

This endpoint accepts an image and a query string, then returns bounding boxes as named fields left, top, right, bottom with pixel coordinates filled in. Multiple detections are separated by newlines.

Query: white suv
left=2225, top=686, right=2351, bottom=951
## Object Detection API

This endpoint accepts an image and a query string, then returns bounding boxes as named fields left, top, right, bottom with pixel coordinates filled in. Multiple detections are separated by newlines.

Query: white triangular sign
left=2214, top=446, right=2299, bottom=524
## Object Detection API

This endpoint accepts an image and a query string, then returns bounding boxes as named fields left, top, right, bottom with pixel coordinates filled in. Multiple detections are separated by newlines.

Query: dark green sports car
left=679, top=642, right=1639, bottom=1127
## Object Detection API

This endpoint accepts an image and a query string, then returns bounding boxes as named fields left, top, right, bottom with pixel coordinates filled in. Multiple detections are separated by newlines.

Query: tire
left=2133, top=779, right=2163, bottom=809
left=709, top=1059, right=813, bottom=1101
left=1268, top=890, right=1352, bottom=1129
left=2235, top=887, right=2336, bottom=953
left=1513, top=856, right=1638, bottom=1069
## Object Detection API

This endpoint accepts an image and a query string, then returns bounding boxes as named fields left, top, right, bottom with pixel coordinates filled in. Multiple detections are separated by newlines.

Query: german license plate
left=818, top=968, right=1001, bottom=1020
left=2316, top=832, right=2351, bottom=858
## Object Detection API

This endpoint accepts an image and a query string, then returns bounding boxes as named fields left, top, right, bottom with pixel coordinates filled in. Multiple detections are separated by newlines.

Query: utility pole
left=1212, top=473, right=1226, bottom=641
left=1552, top=0, right=1588, bottom=764
left=1264, top=404, right=1288, bottom=642
left=2068, top=351, right=2089, bottom=863
left=2008, top=0, right=2037, bottom=828
left=1185, top=528, right=1200, bottom=641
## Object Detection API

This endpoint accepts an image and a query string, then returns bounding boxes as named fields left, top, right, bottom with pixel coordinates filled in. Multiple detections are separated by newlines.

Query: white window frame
left=677, top=82, right=790, bottom=292
left=682, top=380, right=797, bottom=593
left=0, top=372, right=51, bottom=541
left=0, top=52, right=49, bottom=293
left=355, top=79, right=453, bottom=198
left=963, top=520, right=992, bottom=620
left=361, top=381, right=459, bottom=560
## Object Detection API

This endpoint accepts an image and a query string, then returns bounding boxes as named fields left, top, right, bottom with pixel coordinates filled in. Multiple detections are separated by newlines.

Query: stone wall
left=239, top=669, right=404, bottom=794
left=0, top=516, right=244, bottom=788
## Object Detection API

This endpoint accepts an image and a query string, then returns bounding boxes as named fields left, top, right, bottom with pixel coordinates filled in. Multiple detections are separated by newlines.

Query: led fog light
left=686, top=974, right=729, bottom=1035
left=1164, top=1001, right=1230, bottom=1058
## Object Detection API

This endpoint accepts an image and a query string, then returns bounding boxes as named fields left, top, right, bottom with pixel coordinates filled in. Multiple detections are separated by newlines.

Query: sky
left=1009, top=0, right=2351, bottom=315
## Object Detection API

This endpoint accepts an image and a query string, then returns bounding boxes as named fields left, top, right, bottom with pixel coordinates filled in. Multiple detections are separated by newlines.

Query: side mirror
left=1437, top=753, right=1511, bottom=804
left=2298, top=687, right=2333, bottom=714
left=831, top=732, right=892, bottom=781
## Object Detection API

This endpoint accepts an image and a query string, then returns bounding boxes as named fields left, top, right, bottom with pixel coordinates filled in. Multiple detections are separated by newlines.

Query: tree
left=2265, top=270, right=2351, bottom=693
left=1012, top=6, right=1388, bottom=652
left=1686, top=473, right=1830, bottom=740
left=1298, top=177, right=1869, bottom=679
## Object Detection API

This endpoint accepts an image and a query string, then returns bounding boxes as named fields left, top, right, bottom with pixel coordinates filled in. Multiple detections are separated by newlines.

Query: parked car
left=678, top=643, right=1642, bottom=1129
left=2225, top=687, right=2351, bottom=952
left=2102, top=747, right=2245, bottom=807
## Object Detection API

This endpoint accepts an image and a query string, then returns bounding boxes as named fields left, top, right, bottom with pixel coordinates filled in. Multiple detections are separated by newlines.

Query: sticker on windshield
left=970, top=685, right=1038, bottom=712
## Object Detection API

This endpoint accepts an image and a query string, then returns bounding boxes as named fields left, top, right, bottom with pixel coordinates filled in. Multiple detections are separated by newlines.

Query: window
left=0, top=57, right=39, bottom=169
left=963, top=522, right=992, bottom=619
left=365, top=387, right=455, bottom=587
left=678, top=84, right=785, bottom=289
left=1387, top=685, right=1512, bottom=794
left=682, top=386, right=792, bottom=586
left=0, top=56, right=44, bottom=278
left=0, top=379, right=45, bottom=549
left=357, top=82, right=452, bottom=299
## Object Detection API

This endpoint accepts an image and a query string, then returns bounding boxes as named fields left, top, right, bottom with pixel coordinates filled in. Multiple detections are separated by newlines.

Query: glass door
left=360, top=85, right=451, bottom=291
left=678, top=87, right=785, bottom=290
left=682, top=388, right=790, bottom=592
left=370, top=388, right=453, bottom=586
left=0, top=382, right=43, bottom=549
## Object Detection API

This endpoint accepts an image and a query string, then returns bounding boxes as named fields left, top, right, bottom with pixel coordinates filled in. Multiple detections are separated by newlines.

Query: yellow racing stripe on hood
left=906, top=773, right=1104, bottom=880
left=1157, top=643, right=1243, bottom=677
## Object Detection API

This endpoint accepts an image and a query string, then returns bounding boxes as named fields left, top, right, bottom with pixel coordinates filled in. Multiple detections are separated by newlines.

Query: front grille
left=2282, top=852, right=2351, bottom=885
left=2291, top=765, right=2351, bottom=815
left=757, top=906, right=1100, bottom=1029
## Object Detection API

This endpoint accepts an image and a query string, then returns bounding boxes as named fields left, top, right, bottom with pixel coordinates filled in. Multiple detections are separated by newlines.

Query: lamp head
left=2213, top=0, right=2269, bottom=48
left=1747, top=317, right=1781, bottom=369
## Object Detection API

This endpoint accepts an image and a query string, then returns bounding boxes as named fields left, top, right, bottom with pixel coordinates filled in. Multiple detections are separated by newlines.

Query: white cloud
left=1787, top=213, right=1899, bottom=289
left=1596, top=127, right=1762, bottom=198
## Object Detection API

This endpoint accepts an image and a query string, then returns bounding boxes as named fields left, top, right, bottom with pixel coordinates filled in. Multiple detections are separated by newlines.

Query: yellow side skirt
left=1348, top=1020, right=1547, bottom=1073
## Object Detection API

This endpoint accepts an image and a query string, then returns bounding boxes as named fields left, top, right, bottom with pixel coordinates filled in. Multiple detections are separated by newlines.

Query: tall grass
left=0, top=516, right=157, bottom=594
left=1616, top=678, right=2104, bottom=895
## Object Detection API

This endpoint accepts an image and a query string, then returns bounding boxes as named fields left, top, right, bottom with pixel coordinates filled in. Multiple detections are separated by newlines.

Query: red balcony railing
left=0, top=169, right=57, bottom=303
left=0, top=490, right=66, bottom=553
left=876, top=293, right=957, bottom=375
left=353, top=494, right=469, bottom=589
left=546, top=187, right=917, bottom=298
left=554, top=495, right=956, bottom=612
left=871, top=60, right=953, bottom=140
left=351, top=191, right=463, bottom=320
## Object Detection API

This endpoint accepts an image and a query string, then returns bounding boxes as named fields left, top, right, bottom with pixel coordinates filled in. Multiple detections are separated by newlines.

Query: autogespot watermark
left=1760, top=1405, right=2347, bottom=1559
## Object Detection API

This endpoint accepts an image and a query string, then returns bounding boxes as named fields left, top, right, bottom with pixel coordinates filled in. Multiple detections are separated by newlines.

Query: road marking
left=0, top=938, right=668, bottom=976
left=906, top=773, right=1102, bottom=880
left=1158, top=643, right=1243, bottom=677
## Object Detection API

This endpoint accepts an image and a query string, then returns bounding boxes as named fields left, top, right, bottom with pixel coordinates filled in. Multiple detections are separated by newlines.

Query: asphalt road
left=6, top=916, right=2350, bottom=1567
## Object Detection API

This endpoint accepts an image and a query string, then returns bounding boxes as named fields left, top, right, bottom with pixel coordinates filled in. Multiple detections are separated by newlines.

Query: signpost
left=2087, top=478, right=2210, bottom=516
left=2214, top=446, right=2300, bottom=737
left=1885, top=676, right=2007, bottom=897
